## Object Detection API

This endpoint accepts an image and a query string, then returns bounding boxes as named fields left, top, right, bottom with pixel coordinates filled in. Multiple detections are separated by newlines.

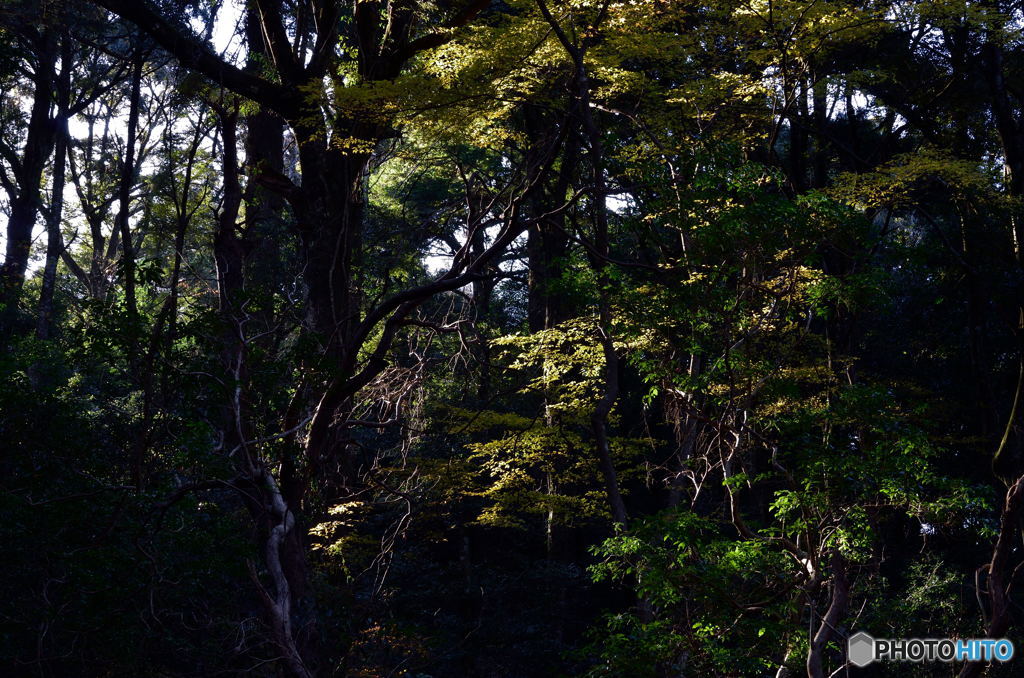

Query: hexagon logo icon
left=848, top=631, right=875, bottom=667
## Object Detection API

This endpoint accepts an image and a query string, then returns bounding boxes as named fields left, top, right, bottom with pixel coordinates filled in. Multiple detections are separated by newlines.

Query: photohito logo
left=847, top=632, right=1015, bottom=667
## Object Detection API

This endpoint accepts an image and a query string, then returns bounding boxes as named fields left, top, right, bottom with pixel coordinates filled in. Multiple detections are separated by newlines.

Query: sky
left=3, top=3, right=245, bottom=275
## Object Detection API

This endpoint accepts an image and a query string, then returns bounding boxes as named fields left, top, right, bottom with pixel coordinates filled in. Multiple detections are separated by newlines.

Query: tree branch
left=92, top=0, right=295, bottom=116
left=395, top=0, right=492, bottom=63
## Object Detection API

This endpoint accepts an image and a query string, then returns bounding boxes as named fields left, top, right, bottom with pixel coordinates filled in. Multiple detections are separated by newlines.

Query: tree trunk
left=786, top=76, right=808, bottom=194
left=525, top=105, right=577, bottom=334
left=215, top=109, right=319, bottom=678
left=811, top=73, right=829, bottom=189
left=36, top=34, right=71, bottom=341
left=0, top=29, right=58, bottom=341
left=116, top=51, right=144, bottom=362
left=806, top=553, right=849, bottom=678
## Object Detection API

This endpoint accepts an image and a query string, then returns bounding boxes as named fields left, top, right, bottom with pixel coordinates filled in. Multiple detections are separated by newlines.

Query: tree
left=5, top=0, right=1024, bottom=676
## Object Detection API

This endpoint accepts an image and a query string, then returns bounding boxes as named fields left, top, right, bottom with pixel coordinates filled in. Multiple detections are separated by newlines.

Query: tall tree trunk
left=0, top=29, right=58, bottom=341
left=577, top=57, right=628, bottom=528
left=36, top=34, right=71, bottom=341
left=215, top=109, right=318, bottom=678
left=242, top=6, right=308, bottom=514
left=116, top=51, right=144, bottom=363
left=242, top=0, right=287, bottom=322
left=294, top=140, right=370, bottom=493
left=787, top=76, right=808, bottom=194
left=525, top=105, right=577, bottom=334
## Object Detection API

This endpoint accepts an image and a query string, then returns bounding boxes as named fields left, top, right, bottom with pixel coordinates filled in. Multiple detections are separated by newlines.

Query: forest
left=1, top=0, right=1023, bottom=676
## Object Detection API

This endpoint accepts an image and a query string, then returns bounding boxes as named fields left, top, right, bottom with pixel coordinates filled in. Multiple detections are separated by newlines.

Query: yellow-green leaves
left=493, top=317, right=612, bottom=420
left=829, top=147, right=1001, bottom=209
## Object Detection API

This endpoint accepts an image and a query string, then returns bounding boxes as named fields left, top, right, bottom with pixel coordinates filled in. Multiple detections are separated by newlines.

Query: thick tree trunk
left=242, top=1, right=288, bottom=323
left=959, top=477, right=1024, bottom=678
left=292, top=137, right=369, bottom=357
left=525, top=106, right=576, bottom=334
left=292, top=141, right=370, bottom=493
left=526, top=219, right=566, bottom=333
left=0, top=29, right=58, bottom=341
left=786, top=77, right=808, bottom=194
left=215, top=110, right=319, bottom=678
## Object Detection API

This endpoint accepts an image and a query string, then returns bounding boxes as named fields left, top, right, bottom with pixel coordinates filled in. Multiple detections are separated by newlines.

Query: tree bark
left=806, top=553, right=849, bottom=678
left=0, top=29, right=58, bottom=341
left=36, top=34, right=72, bottom=341
left=115, top=51, right=144, bottom=359
left=525, top=105, right=577, bottom=334
left=215, top=109, right=319, bottom=678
